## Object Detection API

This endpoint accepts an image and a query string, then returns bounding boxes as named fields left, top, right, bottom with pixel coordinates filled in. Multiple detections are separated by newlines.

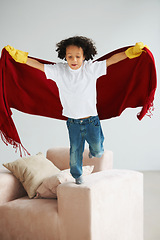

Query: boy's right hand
left=4, top=45, right=28, bottom=63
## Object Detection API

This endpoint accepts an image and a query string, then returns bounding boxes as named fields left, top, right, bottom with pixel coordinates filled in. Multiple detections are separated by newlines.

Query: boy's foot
left=75, top=176, right=84, bottom=184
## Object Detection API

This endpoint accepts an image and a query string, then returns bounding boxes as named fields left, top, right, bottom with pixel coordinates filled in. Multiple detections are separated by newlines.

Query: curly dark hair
left=56, top=36, right=97, bottom=61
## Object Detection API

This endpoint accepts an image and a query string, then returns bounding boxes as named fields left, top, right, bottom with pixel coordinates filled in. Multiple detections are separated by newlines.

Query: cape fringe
left=0, top=130, right=30, bottom=157
left=137, top=89, right=156, bottom=120
left=145, top=89, right=156, bottom=118
left=146, top=88, right=156, bottom=118
left=146, top=103, right=155, bottom=118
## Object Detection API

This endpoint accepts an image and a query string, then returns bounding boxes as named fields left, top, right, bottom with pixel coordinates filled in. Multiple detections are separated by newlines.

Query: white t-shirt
left=44, top=60, right=107, bottom=119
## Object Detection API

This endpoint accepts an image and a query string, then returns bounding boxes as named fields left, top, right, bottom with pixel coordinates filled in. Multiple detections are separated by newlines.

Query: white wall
left=0, top=0, right=159, bottom=170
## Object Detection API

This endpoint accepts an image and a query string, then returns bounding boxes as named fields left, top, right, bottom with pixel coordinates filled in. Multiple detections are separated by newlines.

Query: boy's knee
left=94, top=152, right=104, bottom=158
left=89, top=150, right=104, bottom=158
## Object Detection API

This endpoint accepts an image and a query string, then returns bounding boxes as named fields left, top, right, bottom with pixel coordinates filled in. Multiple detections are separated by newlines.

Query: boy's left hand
left=125, top=42, right=149, bottom=59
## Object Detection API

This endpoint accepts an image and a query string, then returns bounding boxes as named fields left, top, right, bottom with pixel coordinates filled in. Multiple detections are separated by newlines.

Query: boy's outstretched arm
left=106, top=42, right=149, bottom=67
left=26, top=58, right=44, bottom=72
left=106, top=52, right=127, bottom=67
left=4, top=45, right=44, bottom=72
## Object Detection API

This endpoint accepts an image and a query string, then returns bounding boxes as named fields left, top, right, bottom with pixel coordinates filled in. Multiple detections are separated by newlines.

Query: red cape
left=0, top=46, right=157, bottom=155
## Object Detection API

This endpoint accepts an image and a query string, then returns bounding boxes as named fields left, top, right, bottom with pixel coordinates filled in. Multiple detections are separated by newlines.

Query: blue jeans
left=66, top=116, right=104, bottom=179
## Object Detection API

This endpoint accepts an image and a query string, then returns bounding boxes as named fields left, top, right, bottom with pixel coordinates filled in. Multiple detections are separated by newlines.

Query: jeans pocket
left=66, top=120, right=72, bottom=129
left=91, top=118, right=100, bottom=127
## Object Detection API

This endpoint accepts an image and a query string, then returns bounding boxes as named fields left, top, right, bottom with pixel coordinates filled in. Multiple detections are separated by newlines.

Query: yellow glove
left=4, top=45, right=28, bottom=63
left=125, top=42, right=149, bottom=59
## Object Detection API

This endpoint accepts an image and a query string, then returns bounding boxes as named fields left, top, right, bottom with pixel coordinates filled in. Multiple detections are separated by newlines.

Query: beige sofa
left=0, top=148, right=143, bottom=240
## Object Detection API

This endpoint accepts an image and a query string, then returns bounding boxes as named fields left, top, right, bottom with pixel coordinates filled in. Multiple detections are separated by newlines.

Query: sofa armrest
left=57, top=170, right=143, bottom=240
left=0, top=169, right=27, bottom=204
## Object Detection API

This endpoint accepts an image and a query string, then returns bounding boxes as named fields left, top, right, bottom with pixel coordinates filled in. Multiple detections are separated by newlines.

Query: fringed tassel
left=146, top=103, right=155, bottom=118
left=0, top=130, right=30, bottom=157
left=137, top=89, right=156, bottom=120
left=145, top=89, right=156, bottom=118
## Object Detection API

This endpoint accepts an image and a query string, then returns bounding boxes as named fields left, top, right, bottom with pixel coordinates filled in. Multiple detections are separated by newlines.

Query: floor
left=142, top=171, right=160, bottom=240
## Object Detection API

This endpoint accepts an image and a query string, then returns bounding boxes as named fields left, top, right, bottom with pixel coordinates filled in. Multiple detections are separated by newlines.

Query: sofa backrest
left=46, top=147, right=113, bottom=173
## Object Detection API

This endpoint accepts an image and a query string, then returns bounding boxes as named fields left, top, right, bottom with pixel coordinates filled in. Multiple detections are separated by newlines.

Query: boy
left=5, top=36, right=127, bottom=184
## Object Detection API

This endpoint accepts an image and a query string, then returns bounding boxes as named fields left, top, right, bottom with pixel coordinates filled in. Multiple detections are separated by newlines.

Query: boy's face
left=65, top=45, right=85, bottom=70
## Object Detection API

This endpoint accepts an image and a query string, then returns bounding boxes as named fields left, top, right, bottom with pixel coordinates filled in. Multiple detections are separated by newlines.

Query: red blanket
left=0, top=46, right=157, bottom=156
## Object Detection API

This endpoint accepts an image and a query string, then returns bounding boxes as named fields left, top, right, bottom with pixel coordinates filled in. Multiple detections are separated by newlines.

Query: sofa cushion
left=47, top=148, right=113, bottom=172
left=0, top=196, right=59, bottom=240
left=36, top=165, right=94, bottom=199
left=3, top=152, right=60, bottom=198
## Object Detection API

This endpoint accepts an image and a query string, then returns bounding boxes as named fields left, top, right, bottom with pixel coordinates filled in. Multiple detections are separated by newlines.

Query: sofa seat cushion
left=0, top=196, right=59, bottom=240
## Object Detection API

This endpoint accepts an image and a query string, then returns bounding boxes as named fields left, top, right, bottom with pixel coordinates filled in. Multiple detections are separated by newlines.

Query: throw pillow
left=3, top=152, right=60, bottom=198
left=36, top=165, right=94, bottom=199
